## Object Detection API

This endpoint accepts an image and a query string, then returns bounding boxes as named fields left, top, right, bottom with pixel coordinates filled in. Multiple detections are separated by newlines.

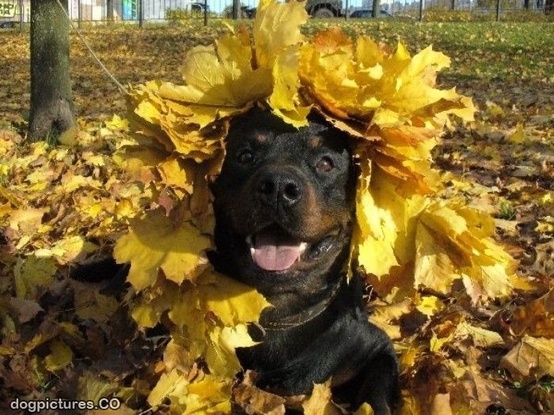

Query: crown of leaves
left=125, top=0, right=516, bottom=296
left=118, top=0, right=520, bottom=410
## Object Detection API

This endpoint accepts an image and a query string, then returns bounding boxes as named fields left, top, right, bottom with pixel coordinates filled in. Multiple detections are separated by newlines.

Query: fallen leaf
left=302, top=381, right=342, bottom=415
left=44, top=339, right=73, bottom=372
left=500, top=335, right=554, bottom=382
left=14, top=255, right=57, bottom=300
left=9, top=297, right=43, bottom=323
left=233, top=371, right=287, bottom=415
left=113, top=209, right=211, bottom=290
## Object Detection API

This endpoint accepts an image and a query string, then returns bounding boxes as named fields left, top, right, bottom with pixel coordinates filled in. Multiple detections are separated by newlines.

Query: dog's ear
left=306, top=110, right=327, bottom=126
left=206, top=249, right=225, bottom=273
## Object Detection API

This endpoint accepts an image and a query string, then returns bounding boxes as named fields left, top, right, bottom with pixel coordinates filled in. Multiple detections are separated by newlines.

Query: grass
left=0, top=20, right=552, bottom=123
left=305, top=20, right=554, bottom=81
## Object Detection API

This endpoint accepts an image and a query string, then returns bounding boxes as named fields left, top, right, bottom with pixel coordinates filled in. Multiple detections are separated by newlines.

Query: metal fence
left=0, top=0, right=551, bottom=26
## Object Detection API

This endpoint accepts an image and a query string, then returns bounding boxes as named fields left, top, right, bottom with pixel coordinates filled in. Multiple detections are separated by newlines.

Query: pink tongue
left=252, top=233, right=302, bottom=271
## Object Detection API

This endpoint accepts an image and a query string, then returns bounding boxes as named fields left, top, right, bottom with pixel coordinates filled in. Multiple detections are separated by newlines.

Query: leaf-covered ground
left=1, top=20, right=553, bottom=414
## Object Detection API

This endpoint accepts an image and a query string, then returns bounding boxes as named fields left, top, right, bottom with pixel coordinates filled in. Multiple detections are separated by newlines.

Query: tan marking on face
left=308, top=136, right=323, bottom=149
left=254, top=132, right=269, bottom=144
left=303, top=182, right=351, bottom=240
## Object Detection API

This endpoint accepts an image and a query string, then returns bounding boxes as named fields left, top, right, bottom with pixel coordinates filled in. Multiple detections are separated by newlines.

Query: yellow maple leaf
left=414, top=222, right=460, bottom=294
left=156, top=156, right=195, bottom=194
left=9, top=207, right=46, bottom=236
left=198, top=271, right=271, bottom=327
left=299, top=29, right=361, bottom=119
left=44, top=340, right=73, bottom=372
left=159, top=32, right=271, bottom=110
left=14, top=255, right=57, bottom=300
left=254, top=0, right=310, bottom=126
left=453, top=321, right=504, bottom=348
left=129, top=0, right=311, bottom=141
left=415, top=201, right=518, bottom=302
left=147, top=368, right=188, bottom=409
left=302, top=381, right=341, bottom=415
left=182, top=375, right=233, bottom=414
left=77, top=371, right=120, bottom=403
left=254, top=0, right=307, bottom=68
left=354, top=165, right=428, bottom=284
left=50, top=235, right=97, bottom=265
left=128, top=81, right=228, bottom=162
left=115, top=198, right=135, bottom=219
left=207, top=324, right=257, bottom=378
left=430, top=331, right=454, bottom=353
left=269, top=45, right=311, bottom=127
left=384, top=45, right=451, bottom=115
left=149, top=373, right=232, bottom=415
left=168, top=270, right=269, bottom=377
left=299, top=31, right=475, bottom=133
left=130, top=278, right=182, bottom=329
left=105, top=113, right=130, bottom=131
left=113, top=209, right=211, bottom=290
left=131, top=302, right=162, bottom=328
left=354, top=403, right=375, bottom=415
left=416, top=295, right=445, bottom=317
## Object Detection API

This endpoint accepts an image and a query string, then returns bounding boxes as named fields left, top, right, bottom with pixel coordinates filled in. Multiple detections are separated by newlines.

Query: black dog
left=209, top=108, right=399, bottom=414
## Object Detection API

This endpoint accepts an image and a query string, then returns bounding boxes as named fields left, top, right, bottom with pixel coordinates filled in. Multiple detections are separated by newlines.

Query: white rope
left=54, top=0, right=127, bottom=94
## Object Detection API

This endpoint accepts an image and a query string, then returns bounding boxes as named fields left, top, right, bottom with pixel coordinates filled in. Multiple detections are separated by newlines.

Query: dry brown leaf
left=233, top=371, right=287, bottom=415
left=460, top=369, right=536, bottom=413
left=8, top=297, right=43, bottom=323
left=508, top=288, right=554, bottom=338
left=302, top=381, right=343, bottom=415
left=430, top=393, right=453, bottom=415
left=500, top=335, right=554, bottom=382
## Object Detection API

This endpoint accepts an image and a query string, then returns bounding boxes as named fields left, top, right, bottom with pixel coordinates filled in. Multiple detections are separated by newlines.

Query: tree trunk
left=546, top=0, right=553, bottom=13
left=372, top=0, right=380, bottom=17
left=28, top=0, right=75, bottom=142
left=107, top=0, right=114, bottom=22
left=138, top=0, right=144, bottom=27
left=232, top=0, right=241, bottom=19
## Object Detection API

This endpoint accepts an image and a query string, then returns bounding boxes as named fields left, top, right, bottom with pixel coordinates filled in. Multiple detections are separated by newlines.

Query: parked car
left=0, top=21, right=19, bottom=28
left=189, top=2, right=209, bottom=13
left=349, top=9, right=392, bottom=17
left=241, top=5, right=257, bottom=18
left=223, top=5, right=256, bottom=18
left=306, top=0, right=344, bottom=18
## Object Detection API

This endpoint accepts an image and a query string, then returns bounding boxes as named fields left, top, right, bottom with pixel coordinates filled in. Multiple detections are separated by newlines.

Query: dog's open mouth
left=246, top=225, right=337, bottom=272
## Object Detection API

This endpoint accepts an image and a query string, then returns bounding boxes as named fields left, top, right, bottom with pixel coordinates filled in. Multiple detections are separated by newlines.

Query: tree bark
left=107, top=0, right=114, bottom=22
left=28, top=0, right=75, bottom=142
left=372, top=0, right=380, bottom=17
left=232, top=0, right=241, bottom=19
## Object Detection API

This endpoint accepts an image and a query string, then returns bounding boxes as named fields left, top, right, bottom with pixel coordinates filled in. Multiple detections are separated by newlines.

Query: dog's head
left=210, top=108, right=356, bottom=304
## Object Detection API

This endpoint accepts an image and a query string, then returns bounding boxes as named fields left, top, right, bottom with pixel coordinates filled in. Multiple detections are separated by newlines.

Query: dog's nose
left=257, top=172, right=302, bottom=207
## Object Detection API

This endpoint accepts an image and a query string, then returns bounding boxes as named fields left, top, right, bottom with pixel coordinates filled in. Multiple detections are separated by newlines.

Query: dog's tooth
left=299, top=242, right=308, bottom=254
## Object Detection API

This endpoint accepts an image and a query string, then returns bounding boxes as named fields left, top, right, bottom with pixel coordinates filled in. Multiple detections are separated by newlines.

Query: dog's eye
left=238, top=149, right=254, bottom=164
left=316, top=156, right=334, bottom=173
